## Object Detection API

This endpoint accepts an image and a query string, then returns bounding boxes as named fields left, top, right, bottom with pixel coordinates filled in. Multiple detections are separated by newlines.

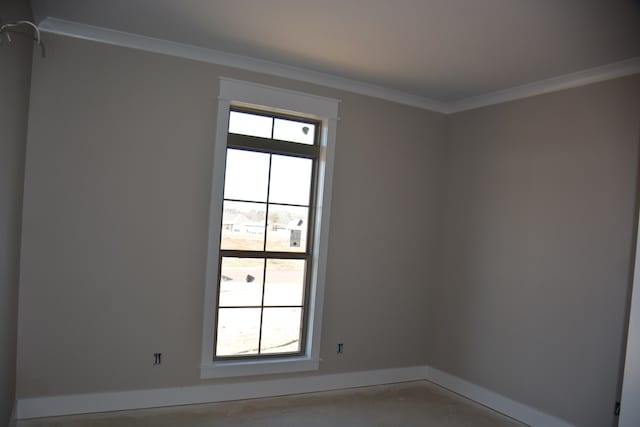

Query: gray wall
left=0, top=0, right=33, bottom=424
left=14, top=27, right=640, bottom=427
left=16, top=33, right=447, bottom=396
left=431, top=74, right=640, bottom=427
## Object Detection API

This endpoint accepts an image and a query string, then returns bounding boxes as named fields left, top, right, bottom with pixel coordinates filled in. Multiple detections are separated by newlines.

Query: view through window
left=215, top=109, right=319, bottom=359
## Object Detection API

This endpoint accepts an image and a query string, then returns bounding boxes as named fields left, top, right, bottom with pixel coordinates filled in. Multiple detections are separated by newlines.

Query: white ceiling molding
left=39, top=17, right=640, bottom=115
left=446, top=57, right=640, bottom=113
left=38, top=17, right=447, bottom=113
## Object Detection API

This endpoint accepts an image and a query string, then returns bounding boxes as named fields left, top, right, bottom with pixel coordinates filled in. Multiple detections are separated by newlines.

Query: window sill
left=200, top=356, right=319, bottom=379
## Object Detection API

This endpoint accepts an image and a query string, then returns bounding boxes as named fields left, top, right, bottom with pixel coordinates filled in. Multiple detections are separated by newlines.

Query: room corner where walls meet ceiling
left=30, top=0, right=640, bottom=113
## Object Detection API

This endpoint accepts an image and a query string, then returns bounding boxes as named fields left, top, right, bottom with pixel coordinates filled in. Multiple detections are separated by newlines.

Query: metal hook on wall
left=0, top=20, right=45, bottom=58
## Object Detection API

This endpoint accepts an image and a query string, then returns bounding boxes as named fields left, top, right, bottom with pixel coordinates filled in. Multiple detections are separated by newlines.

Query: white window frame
left=200, top=78, right=339, bottom=379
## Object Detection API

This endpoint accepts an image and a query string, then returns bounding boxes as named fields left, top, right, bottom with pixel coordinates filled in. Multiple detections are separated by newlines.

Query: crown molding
left=37, top=17, right=448, bottom=113
left=445, top=57, right=640, bottom=113
left=38, top=17, right=640, bottom=115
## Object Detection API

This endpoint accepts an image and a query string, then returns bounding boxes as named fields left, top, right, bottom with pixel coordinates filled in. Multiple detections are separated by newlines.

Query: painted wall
left=14, top=26, right=640, bottom=427
left=16, top=33, right=447, bottom=397
left=0, top=0, right=33, bottom=424
left=431, top=74, right=640, bottom=427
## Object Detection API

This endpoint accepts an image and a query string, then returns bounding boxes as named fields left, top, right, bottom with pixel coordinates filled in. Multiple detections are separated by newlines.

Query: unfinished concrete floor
left=17, top=381, right=526, bottom=427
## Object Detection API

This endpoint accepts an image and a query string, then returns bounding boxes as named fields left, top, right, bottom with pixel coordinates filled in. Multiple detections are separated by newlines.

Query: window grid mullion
left=223, top=197, right=309, bottom=209
left=227, top=134, right=318, bottom=158
left=270, top=114, right=275, bottom=139
left=256, top=153, right=274, bottom=355
left=220, top=250, right=310, bottom=260
left=218, top=305, right=305, bottom=309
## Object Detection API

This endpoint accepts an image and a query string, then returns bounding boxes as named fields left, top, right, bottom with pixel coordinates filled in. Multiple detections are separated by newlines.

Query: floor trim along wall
left=16, top=365, right=576, bottom=427
left=9, top=400, right=18, bottom=427
left=16, top=366, right=425, bottom=420
left=421, top=367, right=575, bottom=427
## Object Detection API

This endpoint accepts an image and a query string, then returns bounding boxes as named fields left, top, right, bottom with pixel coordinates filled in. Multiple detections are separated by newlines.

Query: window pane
left=216, top=308, right=261, bottom=356
left=273, top=118, right=315, bottom=145
left=224, top=149, right=269, bottom=202
left=219, top=257, right=264, bottom=307
left=264, top=259, right=305, bottom=306
left=221, top=201, right=266, bottom=251
left=260, top=308, right=303, bottom=354
left=268, top=155, right=312, bottom=205
left=228, top=111, right=272, bottom=138
left=266, top=205, right=308, bottom=252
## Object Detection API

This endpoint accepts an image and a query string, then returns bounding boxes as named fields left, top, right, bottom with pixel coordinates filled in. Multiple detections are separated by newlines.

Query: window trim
left=200, top=78, right=340, bottom=379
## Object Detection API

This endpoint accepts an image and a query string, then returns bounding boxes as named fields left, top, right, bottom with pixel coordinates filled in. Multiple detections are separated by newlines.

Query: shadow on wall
left=0, top=0, right=34, bottom=426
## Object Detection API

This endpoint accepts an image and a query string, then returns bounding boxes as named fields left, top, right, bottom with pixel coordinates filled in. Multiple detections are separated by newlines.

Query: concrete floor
left=17, top=381, right=526, bottom=427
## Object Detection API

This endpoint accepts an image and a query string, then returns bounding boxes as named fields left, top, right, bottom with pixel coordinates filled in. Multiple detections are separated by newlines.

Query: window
left=216, top=109, right=319, bottom=359
left=201, top=79, right=339, bottom=378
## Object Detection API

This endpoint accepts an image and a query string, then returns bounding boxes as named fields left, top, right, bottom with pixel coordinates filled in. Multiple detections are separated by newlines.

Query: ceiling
left=30, top=0, right=640, bottom=106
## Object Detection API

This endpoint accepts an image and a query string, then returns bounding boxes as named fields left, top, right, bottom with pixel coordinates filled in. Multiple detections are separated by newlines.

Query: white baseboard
left=422, top=366, right=576, bottom=427
left=9, top=400, right=17, bottom=427
left=16, top=365, right=575, bottom=427
left=16, top=365, right=424, bottom=420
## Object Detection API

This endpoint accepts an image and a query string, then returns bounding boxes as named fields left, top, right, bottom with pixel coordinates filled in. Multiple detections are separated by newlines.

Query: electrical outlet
left=153, top=353, right=162, bottom=365
left=337, top=343, right=344, bottom=354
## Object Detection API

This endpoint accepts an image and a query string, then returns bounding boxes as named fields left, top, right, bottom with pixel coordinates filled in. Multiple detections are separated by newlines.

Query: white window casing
left=200, top=78, right=340, bottom=378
